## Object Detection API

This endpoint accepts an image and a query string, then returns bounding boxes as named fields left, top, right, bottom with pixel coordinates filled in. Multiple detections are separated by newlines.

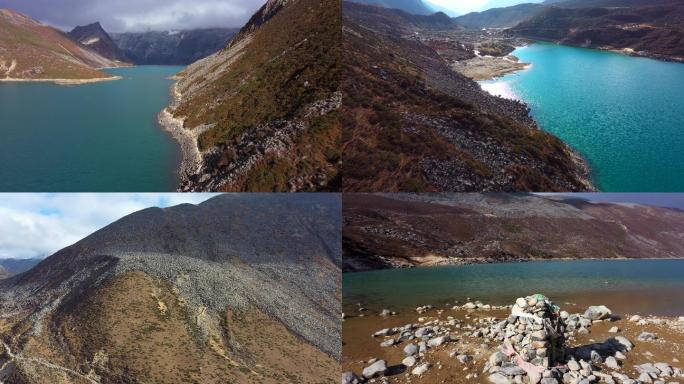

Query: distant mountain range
left=0, top=258, right=41, bottom=277
left=456, top=3, right=548, bottom=28
left=0, top=9, right=125, bottom=81
left=0, top=194, right=340, bottom=383
left=111, top=28, right=239, bottom=65
left=68, top=22, right=129, bottom=63
left=510, top=0, right=684, bottom=61
left=343, top=194, right=684, bottom=271
left=351, top=0, right=435, bottom=15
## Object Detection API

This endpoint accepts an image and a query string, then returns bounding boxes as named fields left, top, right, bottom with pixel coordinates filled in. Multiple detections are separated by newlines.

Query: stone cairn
left=485, top=294, right=566, bottom=383
left=509, top=294, right=566, bottom=368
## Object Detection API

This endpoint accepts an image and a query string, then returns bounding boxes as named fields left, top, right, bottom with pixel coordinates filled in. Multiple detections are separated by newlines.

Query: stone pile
left=481, top=295, right=684, bottom=384
left=343, top=296, right=684, bottom=384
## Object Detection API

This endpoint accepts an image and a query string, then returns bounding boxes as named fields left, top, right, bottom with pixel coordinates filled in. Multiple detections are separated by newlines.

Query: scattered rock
left=403, top=343, right=419, bottom=357
left=362, top=360, right=387, bottom=379
left=637, top=332, right=658, bottom=342
left=342, top=371, right=362, bottom=384
left=402, top=356, right=417, bottom=367
left=412, top=362, right=432, bottom=375
left=584, top=305, right=612, bottom=321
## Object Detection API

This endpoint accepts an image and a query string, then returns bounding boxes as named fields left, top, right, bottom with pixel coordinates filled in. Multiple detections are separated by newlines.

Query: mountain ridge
left=343, top=193, right=684, bottom=272
left=341, top=2, right=594, bottom=192
left=111, top=28, right=238, bottom=65
left=0, top=194, right=341, bottom=383
left=349, top=0, right=435, bottom=15
left=0, top=8, right=124, bottom=82
left=68, top=22, right=130, bottom=63
left=163, top=0, right=341, bottom=192
left=508, top=2, right=684, bottom=61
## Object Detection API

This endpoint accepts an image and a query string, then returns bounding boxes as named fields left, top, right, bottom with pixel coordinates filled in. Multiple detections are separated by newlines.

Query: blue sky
left=425, top=0, right=543, bottom=15
left=0, top=193, right=217, bottom=260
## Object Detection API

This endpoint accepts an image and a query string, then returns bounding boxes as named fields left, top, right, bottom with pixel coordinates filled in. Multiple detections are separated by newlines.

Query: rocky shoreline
left=344, top=255, right=654, bottom=274
left=462, top=51, right=596, bottom=193
left=343, top=295, right=684, bottom=384
left=157, top=78, right=203, bottom=190
left=0, top=76, right=122, bottom=85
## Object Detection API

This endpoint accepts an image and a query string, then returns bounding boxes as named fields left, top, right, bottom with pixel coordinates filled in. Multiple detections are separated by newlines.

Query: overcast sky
left=0, top=0, right=265, bottom=32
left=0, top=194, right=218, bottom=260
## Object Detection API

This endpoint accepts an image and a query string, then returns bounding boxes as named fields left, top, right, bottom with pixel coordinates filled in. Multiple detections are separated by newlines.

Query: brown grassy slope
left=342, top=194, right=684, bottom=271
left=341, top=2, right=593, bottom=192
left=5, top=271, right=337, bottom=384
left=0, top=9, right=119, bottom=80
left=173, top=0, right=341, bottom=192
left=509, top=4, right=684, bottom=61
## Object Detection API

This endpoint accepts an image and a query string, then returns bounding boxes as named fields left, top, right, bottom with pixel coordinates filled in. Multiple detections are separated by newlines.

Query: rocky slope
left=343, top=194, right=684, bottom=271
left=0, top=9, right=123, bottom=82
left=0, top=194, right=341, bottom=383
left=68, top=22, right=129, bottom=63
left=509, top=1, right=684, bottom=62
left=342, top=2, right=594, bottom=192
left=111, top=29, right=238, bottom=65
left=162, top=0, right=340, bottom=192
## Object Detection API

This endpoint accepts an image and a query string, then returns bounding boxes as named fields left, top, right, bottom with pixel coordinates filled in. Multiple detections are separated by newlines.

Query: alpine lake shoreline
left=470, top=39, right=684, bottom=192
left=342, top=259, right=684, bottom=383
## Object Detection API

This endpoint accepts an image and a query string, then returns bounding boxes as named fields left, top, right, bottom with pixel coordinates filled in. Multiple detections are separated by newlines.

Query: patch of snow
left=82, top=37, right=100, bottom=45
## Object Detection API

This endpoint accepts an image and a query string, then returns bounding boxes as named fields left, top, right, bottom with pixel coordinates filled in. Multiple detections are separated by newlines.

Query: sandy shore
left=452, top=55, right=530, bottom=81
left=0, top=76, right=122, bottom=85
left=157, top=81, right=203, bottom=189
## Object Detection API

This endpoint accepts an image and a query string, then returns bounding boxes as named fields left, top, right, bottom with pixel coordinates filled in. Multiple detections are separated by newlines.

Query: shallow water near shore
left=0, top=66, right=183, bottom=191
left=343, top=260, right=684, bottom=316
left=480, top=43, right=684, bottom=192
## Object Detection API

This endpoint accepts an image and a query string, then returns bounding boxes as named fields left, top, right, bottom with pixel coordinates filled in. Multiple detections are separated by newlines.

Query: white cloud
left=0, top=193, right=218, bottom=260
left=0, top=0, right=265, bottom=32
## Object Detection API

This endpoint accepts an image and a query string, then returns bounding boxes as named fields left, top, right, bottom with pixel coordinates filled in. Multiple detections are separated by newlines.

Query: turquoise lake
left=0, top=66, right=183, bottom=191
left=480, top=43, right=684, bottom=192
left=343, top=260, right=684, bottom=316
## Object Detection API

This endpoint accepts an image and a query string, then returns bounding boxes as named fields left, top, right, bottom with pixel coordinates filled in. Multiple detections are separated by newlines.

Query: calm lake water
left=343, top=260, right=684, bottom=316
left=0, top=66, right=183, bottom=191
left=480, top=43, right=684, bottom=192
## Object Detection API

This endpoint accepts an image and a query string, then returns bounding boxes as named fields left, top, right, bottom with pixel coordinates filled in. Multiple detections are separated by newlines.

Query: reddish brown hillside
left=0, top=9, right=121, bottom=80
left=343, top=194, right=684, bottom=271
